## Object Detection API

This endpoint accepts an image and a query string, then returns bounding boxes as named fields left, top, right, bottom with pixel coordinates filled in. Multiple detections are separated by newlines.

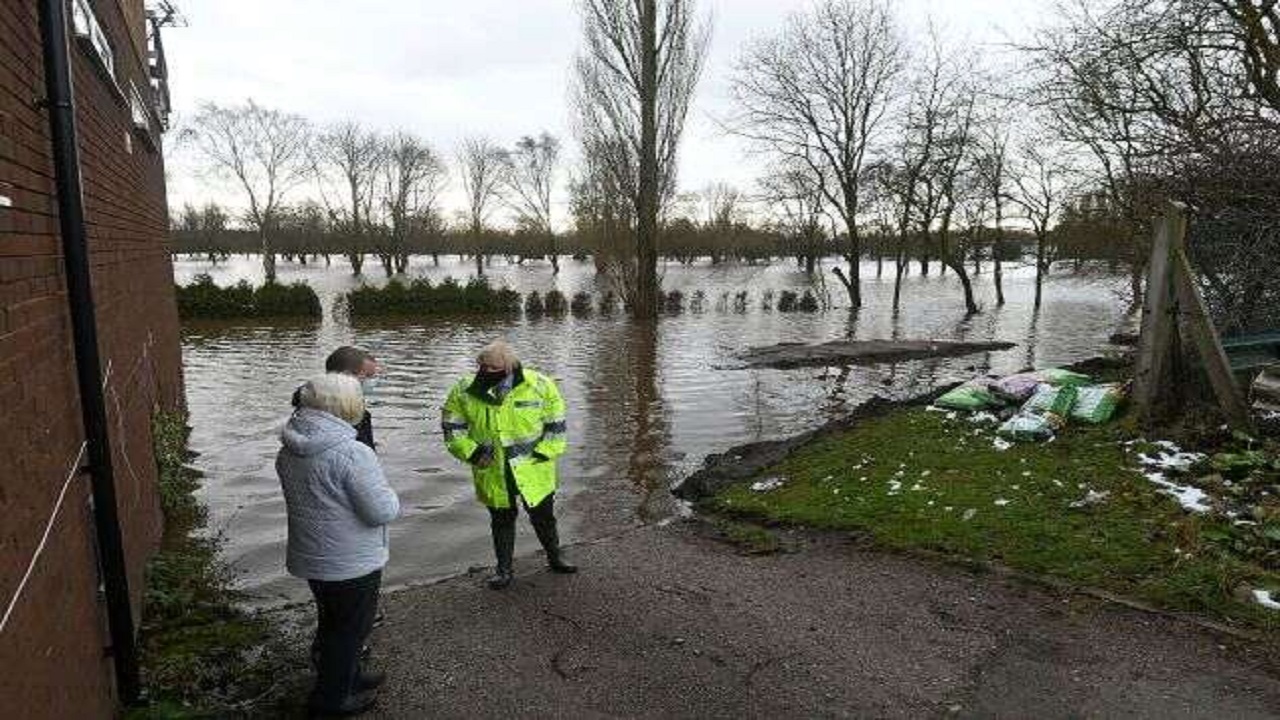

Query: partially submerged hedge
left=347, top=277, right=521, bottom=317
left=176, top=274, right=321, bottom=320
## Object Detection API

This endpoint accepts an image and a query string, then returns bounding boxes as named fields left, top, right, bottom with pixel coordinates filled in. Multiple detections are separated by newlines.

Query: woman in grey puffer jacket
left=277, top=373, right=400, bottom=716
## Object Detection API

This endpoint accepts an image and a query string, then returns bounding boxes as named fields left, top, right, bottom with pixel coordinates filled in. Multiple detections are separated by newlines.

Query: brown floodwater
left=175, top=255, right=1133, bottom=606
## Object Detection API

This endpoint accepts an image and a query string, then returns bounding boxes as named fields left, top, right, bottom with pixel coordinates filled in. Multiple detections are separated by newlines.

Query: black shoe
left=547, top=552, right=578, bottom=574
left=308, top=690, right=376, bottom=717
left=356, top=669, right=386, bottom=691
left=487, top=569, right=514, bottom=590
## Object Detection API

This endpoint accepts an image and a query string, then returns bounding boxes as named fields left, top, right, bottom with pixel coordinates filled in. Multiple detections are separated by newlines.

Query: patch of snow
left=992, top=438, right=1014, bottom=452
left=969, top=411, right=999, bottom=424
left=1253, top=590, right=1280, bottom=611
left=750, top=476, right=786, bottom=493
left=1138, top=448, right=1205, bottom=475
left=1070, top=490, right=1110, bottom=508
left=962, top=508, right=977, bottom=521
left=1142, top=471, right=1212, bottom=513
left=994, top=498, right=1010, bottom=506
left=887, top=480, right=902, bottom=494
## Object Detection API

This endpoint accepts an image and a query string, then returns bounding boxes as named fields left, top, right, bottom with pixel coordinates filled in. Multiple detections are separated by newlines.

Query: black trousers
left=488, top=470, right=558, bottom=566
left=308, top=569, right=381, bottom=706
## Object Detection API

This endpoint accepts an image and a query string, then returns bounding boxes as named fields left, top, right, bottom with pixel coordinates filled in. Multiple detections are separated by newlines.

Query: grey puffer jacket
left=276, top=408, right=400, bottom=581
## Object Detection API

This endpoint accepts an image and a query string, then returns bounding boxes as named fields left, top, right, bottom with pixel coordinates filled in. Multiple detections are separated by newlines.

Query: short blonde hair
left=476, top=339, right=519, bottom=372
left=297, top=373, right=365, bottom=425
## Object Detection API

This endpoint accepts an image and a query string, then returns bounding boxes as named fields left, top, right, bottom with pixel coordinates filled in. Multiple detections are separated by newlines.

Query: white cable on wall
left=0, top=336, right=158, bottom=636
left=0, top=441, right=88, bottom=635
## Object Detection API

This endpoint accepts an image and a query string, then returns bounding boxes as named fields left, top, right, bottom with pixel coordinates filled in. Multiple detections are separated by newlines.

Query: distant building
left=0, top=0, right=183, bottom=715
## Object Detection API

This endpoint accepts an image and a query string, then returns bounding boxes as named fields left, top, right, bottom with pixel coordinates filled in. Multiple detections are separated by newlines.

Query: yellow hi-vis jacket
left=441, top=367, right=568, bottom=509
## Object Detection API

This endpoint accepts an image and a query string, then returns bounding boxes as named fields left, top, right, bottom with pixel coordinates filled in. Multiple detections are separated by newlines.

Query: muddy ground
left=365, top=522, right=1280, bottom=719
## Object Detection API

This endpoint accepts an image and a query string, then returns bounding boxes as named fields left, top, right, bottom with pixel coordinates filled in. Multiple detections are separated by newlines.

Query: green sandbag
left=1036, top=368, right=1091, bottom=387
left=998, top=411, right=1066, bottom=441
left=1022, top=383, right=1079, bottom=417
left=935, top=380, right=1002, bottom=411
left=1070, top=384, right=1125, bottom=424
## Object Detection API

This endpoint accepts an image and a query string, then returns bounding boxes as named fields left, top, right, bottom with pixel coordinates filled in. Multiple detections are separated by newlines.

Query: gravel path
left=367, top=523, right=1280, bottom=719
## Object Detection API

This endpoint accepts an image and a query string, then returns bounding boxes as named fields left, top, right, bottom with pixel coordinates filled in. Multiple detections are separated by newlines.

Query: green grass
left=708, top=406, right=1280, bottom=632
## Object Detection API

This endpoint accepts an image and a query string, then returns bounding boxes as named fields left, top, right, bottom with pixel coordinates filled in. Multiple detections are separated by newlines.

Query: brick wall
left=0, top=0, right=184, bottom=717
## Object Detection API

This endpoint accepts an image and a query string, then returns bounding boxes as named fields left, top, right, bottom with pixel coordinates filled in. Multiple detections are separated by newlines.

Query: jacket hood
left=281, top=408, right=357, bottom=457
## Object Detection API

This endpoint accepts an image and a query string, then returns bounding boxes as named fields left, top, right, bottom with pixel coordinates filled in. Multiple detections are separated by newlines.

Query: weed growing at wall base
left=132, top=412, right=298, bottom=717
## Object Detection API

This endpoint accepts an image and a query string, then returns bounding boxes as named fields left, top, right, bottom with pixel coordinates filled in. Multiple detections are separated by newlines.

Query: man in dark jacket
left=293, top=346, right=380, bottom=450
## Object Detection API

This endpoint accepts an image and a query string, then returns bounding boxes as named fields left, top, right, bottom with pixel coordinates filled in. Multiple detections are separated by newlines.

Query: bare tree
left=501, top=133, right=562, bottom=273
left=759, top=165, right=829, bottom=275
left=183, top=100, right=312, bottom=281
left=730, top=0, right=903, bottom=309
left=380, top=132, right=447, bottom=276
left=314, top=121, right=385, bottom=276
left=457, top=136, right=506, bottom=276
left=702, top=181, right=742, bottom=264
left=973, top=106, right=1014, bottom=307
left=1010, top=138, right=1072, bottom=310
left=916, top=38, right=984, bottom=315
left=574, top=0, right=710, bottom=317
left=1210, top=0, right=1280, bottom=111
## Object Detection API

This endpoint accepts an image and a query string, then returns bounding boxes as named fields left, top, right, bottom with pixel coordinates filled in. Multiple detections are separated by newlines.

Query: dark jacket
left=292, top=387, right=376, bottom=451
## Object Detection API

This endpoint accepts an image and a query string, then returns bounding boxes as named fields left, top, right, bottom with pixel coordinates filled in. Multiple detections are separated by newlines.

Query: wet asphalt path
left=366, top=523, right=1280, bottom=719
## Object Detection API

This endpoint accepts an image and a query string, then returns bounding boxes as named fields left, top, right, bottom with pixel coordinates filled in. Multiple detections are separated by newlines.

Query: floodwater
left=175, top=255, right=1133, bottom=606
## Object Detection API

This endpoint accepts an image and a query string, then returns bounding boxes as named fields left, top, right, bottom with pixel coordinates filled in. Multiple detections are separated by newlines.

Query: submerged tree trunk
left=1034, top=235, right=1048, bottom=309
left=261, top=230, right=277, bottom=283
left=633, top=0, right=662, bottom=319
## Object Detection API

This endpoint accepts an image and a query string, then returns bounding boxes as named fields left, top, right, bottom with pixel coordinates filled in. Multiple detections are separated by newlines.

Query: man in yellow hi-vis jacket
left=442, top=339, right=576, bottom=589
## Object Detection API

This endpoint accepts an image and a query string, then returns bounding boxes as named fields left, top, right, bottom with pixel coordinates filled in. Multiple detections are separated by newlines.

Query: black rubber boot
left=487, top=518, right=516, bottom=590
left=531, top=511, right=577, bottom=574
left=307, top=690, right=376, bottom=718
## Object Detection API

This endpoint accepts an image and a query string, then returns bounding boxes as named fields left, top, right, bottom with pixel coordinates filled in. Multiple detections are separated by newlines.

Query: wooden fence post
left=1133, top=203, right=1181, bottom=423
left=1133, top=200, right=1254, bottom=431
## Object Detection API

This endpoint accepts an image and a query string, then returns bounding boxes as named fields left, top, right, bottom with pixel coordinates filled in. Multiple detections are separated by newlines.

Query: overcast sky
left=163, top=0, right=1053, bottom=222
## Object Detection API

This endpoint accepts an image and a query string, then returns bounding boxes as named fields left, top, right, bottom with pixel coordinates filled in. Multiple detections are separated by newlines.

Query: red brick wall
left=0, top=0, right=184, bottom=716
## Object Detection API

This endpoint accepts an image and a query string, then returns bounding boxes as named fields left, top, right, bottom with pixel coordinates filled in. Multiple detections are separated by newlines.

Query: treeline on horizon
left=170, top=201, right=1130, bottom=272
left=173, top=0, right=1280, bottom=333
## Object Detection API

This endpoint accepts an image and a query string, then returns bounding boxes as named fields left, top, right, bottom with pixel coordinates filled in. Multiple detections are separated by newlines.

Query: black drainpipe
left=36, top=0, right=141, bottom=706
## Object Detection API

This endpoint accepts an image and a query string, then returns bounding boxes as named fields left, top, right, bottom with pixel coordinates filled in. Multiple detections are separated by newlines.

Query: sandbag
left=1022, top=383, right=1079, bottom=417
left=934, top=377, right=1003, bottom=412
left=992, top=368, right=1091, bottom=403
left=1036, top=368, right=1092, bottom=387
left=998, top=411, right=1066, bottom=441
left=1071, top=383, right=1126, bottom=424
left=1253, top=365, right=1280, bottom=414
left=991, top=372, right=1041, bottom=402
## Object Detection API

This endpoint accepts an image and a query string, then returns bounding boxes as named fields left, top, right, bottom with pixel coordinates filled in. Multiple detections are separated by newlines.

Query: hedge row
left=346, top=277, right=522, bottom=316
left=176, top=274, right=321, bottom=320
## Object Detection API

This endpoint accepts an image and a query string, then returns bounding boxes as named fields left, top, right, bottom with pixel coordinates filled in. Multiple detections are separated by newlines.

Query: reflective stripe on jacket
left=441, top=367, right=568, bottom=509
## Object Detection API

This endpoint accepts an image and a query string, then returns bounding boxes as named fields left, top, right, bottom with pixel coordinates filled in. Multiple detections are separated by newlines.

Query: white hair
left=477, top=339, right=519, bottom=372
left=297, top=373, right=365, bottom=425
